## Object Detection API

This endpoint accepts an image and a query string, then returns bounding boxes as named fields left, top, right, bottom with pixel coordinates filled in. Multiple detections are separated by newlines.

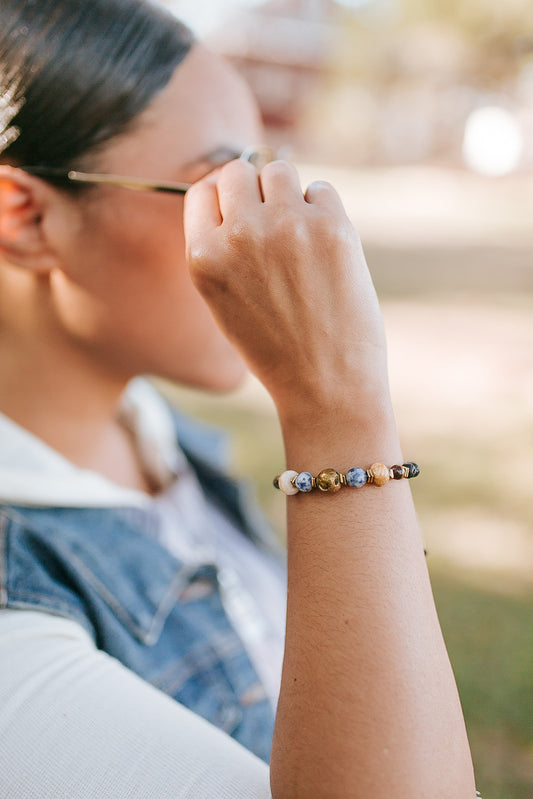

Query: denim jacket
left=0, top=410, right=283, bottom=764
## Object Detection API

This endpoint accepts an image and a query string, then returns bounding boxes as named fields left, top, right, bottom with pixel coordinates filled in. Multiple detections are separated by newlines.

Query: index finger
left=216, top=158, right=263, bottom=220
left=183, top=173, right=222, bottom=245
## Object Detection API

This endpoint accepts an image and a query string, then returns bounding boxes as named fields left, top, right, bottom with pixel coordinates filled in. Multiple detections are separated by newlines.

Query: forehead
left=99, top=44, right=263, bottom=175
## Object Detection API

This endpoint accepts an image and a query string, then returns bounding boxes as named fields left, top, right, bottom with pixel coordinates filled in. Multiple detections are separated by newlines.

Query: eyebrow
left=182, top=146, right=243, bottom=170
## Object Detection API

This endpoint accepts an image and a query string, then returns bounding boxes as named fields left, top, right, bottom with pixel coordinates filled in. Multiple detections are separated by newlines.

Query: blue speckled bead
left=295, top=471, right=314, bottom=493
left=345, top=467, right=368, bottom=488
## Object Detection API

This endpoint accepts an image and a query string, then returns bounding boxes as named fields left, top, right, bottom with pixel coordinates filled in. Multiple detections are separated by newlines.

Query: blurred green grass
left=432, top=566, right=533, bottom=799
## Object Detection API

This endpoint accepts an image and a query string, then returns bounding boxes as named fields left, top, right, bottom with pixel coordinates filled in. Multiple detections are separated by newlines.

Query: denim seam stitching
left=64, top=548, right=190, bottom=645
left=0, top=506, right=189, bottom=644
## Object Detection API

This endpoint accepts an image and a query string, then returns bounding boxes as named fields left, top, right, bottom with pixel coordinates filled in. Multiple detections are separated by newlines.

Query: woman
left=0, top=0, right=478, bottom=796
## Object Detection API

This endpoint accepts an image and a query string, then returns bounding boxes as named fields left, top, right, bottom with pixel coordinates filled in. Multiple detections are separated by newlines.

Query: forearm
left=271, top=396, right=475, bottom=799
left=184, top=159, right=476, bottom=798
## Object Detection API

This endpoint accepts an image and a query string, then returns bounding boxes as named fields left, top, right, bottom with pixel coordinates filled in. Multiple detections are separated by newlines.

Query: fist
left=184, top=159, right=387, bottom=414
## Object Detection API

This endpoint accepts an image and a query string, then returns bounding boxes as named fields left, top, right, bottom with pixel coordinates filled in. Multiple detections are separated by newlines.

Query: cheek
left=109, top=195, right=186, bottom=271
left=66, top=195, right=188, bottom=297
left=52, top=194, right=245, bottom=385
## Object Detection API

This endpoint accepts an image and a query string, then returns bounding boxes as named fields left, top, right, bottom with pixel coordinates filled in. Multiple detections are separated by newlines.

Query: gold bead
left=369, top=462, right=390, bottom=487
left=315, top=468, right=342, bottom=493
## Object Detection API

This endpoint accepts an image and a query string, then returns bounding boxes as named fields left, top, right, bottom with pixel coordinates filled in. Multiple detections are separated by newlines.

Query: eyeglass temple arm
left=20, top=147, right=286, bottom=194
left=19, top=167, right=190, bottom=195
left=68, top=171, right=191, bottom=194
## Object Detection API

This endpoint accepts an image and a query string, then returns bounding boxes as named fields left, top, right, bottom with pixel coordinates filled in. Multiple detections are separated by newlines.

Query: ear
left=0, top=166, right=61, bottom=273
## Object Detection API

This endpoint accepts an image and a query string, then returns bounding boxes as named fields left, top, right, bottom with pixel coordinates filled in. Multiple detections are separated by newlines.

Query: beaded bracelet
left=274, top=462, right=420, bottom=495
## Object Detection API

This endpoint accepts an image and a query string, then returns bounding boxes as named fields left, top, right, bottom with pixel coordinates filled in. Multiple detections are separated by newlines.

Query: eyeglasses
left=20, top=145, right=282, bottom=195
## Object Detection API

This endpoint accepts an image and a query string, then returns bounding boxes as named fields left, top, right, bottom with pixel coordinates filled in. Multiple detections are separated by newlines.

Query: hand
left=184, top=159, right=388, bottom=419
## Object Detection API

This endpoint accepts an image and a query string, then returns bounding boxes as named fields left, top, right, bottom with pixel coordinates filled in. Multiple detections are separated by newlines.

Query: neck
left=0, top=271, right=154, bottom=493
left=0, top=346, right=155, bottom=494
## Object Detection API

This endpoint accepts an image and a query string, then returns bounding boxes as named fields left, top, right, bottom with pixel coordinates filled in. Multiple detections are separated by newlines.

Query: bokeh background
left=161, top=2, right=533, bottom=796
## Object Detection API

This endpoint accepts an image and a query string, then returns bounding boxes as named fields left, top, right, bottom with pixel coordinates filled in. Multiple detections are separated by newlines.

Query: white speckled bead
left=278, top=470, right=300, bottom=496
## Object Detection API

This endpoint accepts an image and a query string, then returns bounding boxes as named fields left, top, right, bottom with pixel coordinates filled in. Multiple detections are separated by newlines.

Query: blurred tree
left=401, top=0, right=533, bottom=82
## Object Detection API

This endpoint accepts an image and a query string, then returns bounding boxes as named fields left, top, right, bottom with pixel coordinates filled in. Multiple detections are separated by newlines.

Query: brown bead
left=369, top=463, right=390, bottom=487
left=316, top=468, right=342, bottom=493
left=391, top=465, right=404, bottom=480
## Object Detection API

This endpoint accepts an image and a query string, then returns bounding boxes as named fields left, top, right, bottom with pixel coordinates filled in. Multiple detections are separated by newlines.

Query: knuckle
left=271, top=208, right=308, bottom=243
left=338, top=217, right=360, bottom=243
left=186, top=240, right=209, bottom=266
left=335, top=221, right=361, bottom=253
left=187, top=247, right=212, bottom=285
left=311, top=211, right=360, bottom=250
left=188, top=252, right=229, bottom=297
left=223, top=218, right=255, bottom=250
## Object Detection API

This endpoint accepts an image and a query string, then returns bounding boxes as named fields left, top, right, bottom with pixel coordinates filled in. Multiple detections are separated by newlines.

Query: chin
left=197, top=358, right=249, bottom=394
left=163, top=349, right=249, bottom=394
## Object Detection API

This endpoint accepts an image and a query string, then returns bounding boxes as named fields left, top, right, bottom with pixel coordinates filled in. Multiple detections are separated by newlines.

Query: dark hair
left=0, top=0, right=194, bottom=174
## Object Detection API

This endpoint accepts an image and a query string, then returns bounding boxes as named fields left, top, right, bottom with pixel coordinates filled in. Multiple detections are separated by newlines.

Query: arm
left=184, top=160, right=476, bottom=798
left=0, top=610, right=271, bottom=799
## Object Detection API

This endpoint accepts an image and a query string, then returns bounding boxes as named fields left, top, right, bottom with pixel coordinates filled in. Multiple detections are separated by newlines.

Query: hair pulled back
left=0, top=0, right=194, bottom=170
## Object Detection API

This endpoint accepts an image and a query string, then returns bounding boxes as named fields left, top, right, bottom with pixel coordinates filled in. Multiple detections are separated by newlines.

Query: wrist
left=278, top=393, right=402, bottom=473
left=276, top=375, right=395, bottom=437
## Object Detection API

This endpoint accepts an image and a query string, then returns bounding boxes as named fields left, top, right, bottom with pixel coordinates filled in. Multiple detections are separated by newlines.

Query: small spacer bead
left=278, top=470, right=300, bottom=495
left=403, top=461, right=420, bottom=479
left=346, top=467, right=368, bottom=488
left=315, top=468, right=342, bottom=493
left=294, top=471, right=314, bottom=493
left=391, top=465, right=404, bottom=481
left=273, top=475, right=281, bottom=490
left=369, top=463, right=390, bottom=487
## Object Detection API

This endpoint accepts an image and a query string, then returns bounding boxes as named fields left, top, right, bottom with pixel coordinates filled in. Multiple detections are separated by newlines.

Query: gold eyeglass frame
left=20, top=146, right=282, bottom=194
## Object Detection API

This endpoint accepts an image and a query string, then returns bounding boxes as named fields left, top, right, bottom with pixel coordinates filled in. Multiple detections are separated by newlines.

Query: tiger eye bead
left=369, top=463, right=390, bottom=487
left=391, top=465, right=404, bottom=481
left=316, top=468, right=342, bottom=493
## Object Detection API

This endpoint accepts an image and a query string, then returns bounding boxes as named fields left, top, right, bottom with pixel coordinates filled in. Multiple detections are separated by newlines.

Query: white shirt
left=0, top=380, right=280, bottom=798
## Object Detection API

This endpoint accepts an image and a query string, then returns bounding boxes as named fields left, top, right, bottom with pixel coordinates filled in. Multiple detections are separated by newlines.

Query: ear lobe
left=0, top=167, right=58, bottom=273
